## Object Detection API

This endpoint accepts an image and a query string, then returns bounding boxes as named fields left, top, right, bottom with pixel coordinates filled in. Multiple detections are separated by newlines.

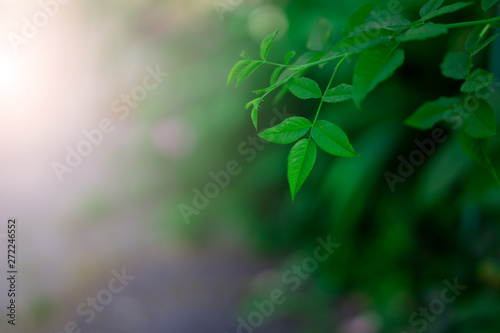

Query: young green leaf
left=227, top=60, right=251, bottom=86
left=419, top=0, right=444, bottom=18
left=419, top=2, right=473, bottom=22
left=253, top=88, right=269, bottom=95
left=288, top=139, right=317, bottom=201
left=307, top=18, right=333, bottom=52
left=440, top=52, right=469, bottom=80
left=460, top=68, right=494, bottom=93
left=482, top=0, right=500, bottom=12
left=465, top=25, right=484, bottom=53
left=246, top=98, right=262, bottom=130
left=405, top=97, right=462, bottom=129
left=258, top=117, right=312, bottom=144
left=323, top=84, right=353, bottom=103
left=275, top=52, right=322, bottom=86
left=270, top=66, right=283, bottom=85
left=462, top=100, right=497, bottom=138
left=260, top=30, right=279, bottom=61
left=353, top=46, right=405, bottom=108
left=343, top=2, right=378, bottom=37
left=284, top=51, right=296, bottom=65
left=251, top=106, right=259, bottom=129
left=236, top=61, right=263, bottom=86
left=472, top=33, right=500, bottom=56
left=288, top=77, right=322, bottom=99
left=240, top=51, right=251, bottom=59
left=311, top=120, right=358, bottom=157
left=397, top=23, right=448, bottom=42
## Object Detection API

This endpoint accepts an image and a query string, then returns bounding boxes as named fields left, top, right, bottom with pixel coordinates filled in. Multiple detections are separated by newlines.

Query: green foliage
left=419, top=0, right=445, bottom=18
left=482, top=0, right=500, bottom=12
left=460, top=68, right=494, bottom=92
left=284, top=51, right=296, bottom=65
left=440, top=52, right=469, bottom=79
left=258, top=117, right=312, bottom=144
left=288, top=77, right=322, bottom=99
left=353, top=46, right=405, bottom=108
left=342, top=2, right=378, bottom=37
left=227, top=60, right=251, bottom=86
left=269, top=66, right=282, bottom=85
left=462, top=100, right=497, bottom=138
left=311, top=121, right=357, bottom=157
left=228, top=1, right=500, bottom=200
left=287, top=139, right=316, bottom=201
left=396, top=23, right=448, bottom=41
left=405, top=97, right=462, bottom=129
left=459, top=128, right=500, bottom=182
left=472, top=33, right=500, bottom=55
left=322, top=84, right=353, bottom=103
left=419, top=2, right=473, bottom=22
left=260, top=30, right=279, bottom=61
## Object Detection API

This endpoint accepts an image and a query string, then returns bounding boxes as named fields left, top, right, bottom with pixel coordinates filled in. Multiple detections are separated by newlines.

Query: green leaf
left=227, top=60, right=251, bottom=86
left=258, top=117, right=312, bottom=144
left=236, top=61, right=263, bottom=86
left=260, top=30, right=279, bottom=61
left=397, top=23, right=448, bottom=42
left=419, top=2, right=473, bottom=22
left=323, top=84, right=353, bottom=103
left=349, top=15, right=410, bottom=34
left=459, top=129, right=489, bottom=165
left=253, top=88, right=269, bottom=95
left=270, top=66, right=282, bottom=85
left=288, top=139, right=317, bottom=201
left=460, top=68, right=494, bottom=93
left=465, top=25, right=484, bottom=53
left=288, top=77, right=322, bottom=99
left=343, top=2, right=378, bottom=37
left=311, top=120, right=358, bottom=157
left=463, top=100, right=497, bottom=138
left=251, top=106, right=259, bottom=130
left=459, top=129, right=500, bottom=183
left=353, top=46, right=405, bottom=108
left=472, top=33, right=500, bottom=56
left=335, top=28, right=395, bottom=53
left=405, top=97, right=462, bottom=129
left=440, top=52, right=469, bottom=80
left=246, top=98, right=262, bottom=130
left=379, top=15, right=412, bottom=30
left=482, top=0, right=500, bottom=12
left=307, top=18, right=333, bottom=52
left=276, top=52, right=321, bottom=85
left=284, top=51, right=296, bottom=65
left=420, top=0, right=444, bottom=18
